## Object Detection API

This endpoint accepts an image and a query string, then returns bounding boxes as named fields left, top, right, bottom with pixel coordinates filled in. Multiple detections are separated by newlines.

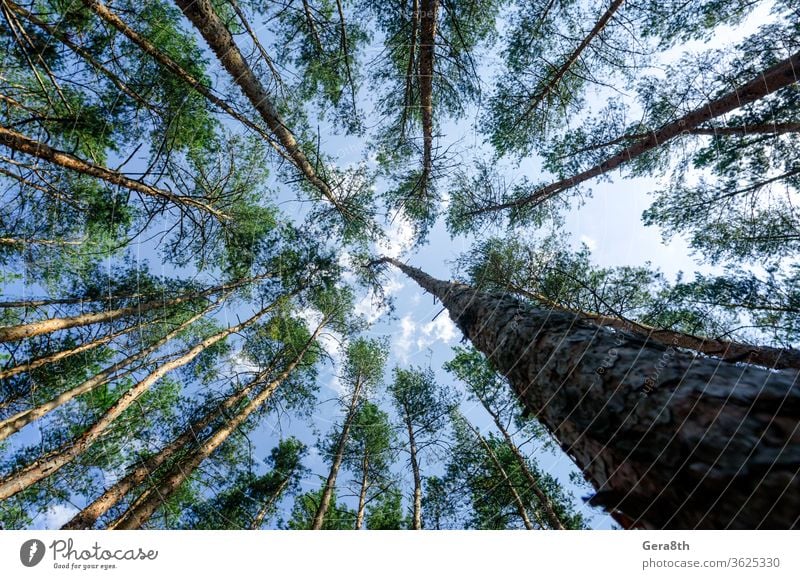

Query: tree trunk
left=0, top=321, right=142, bottom=381
left=405, top=409, right=423, bottom=529
left=250, top=476, right=291, bottom=530
left=0, top=125, right=227, bottom=221
left=472, top=50, right=800, bottom=216
left=0, top=298, right=224, bottom=442
left=80, top=0, right=288, bottom=163
left=520, top=0, right=624, bottom=122
left=62, top=317, right=324, bottom=530
left=172, top=0, right=344, bottom=216
left=355, top=454, right=369, bottom=529
left=311, top=377, right=365, bottom=529
left=384, top=258, right=800, bottom=529
left=504, top=281, right=800, bottom=370
left=0, top=302, right=275, bottom=500
left=400, top=0, right=420, bottom=141
left=0, top=276, right=247, bottom=343
left=463, top=417, right=534, bottom=530
left=109, top=318, right=325, bottom=530
left=478, top=399, right=566, bottom=529
left=418, top=0, right=438, bottom=182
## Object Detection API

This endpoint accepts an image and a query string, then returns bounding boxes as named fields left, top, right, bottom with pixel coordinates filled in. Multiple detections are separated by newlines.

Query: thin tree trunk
left=472, top=50, right=800, bottom=216
left=462, top=418, right=534, bottom=530
left=172, top=0, right=345, bottom=216
left=250, top=476, right=291, bottom=530
left=418, top=0, right=438, bottom=181
left=355, top=454, right=369, bottom=529
left=0, top=298, right=224, bottom=442
left=109, top=319, right=326, bottom=530
left=0, top=302, right=275, bottom=500
left=400, top=0, right=420, bottom=141
left=405, top=409, right=423, bottom=529
left=311, top=377, right=365, bottom=529
left=0, top=125, right=227, bottom=221
left=520, top=0, right=624, bottom=123
left=476, top=395, right=566, bottom=529
left=64, top=318, right=326, bottom=530
left=383, top=258, right=800, bottom=529
left=0, top=320, right=150, bottom=381
left=80, top=0, right=290, bottom=164
left=0, top=276, right=248, bottom=343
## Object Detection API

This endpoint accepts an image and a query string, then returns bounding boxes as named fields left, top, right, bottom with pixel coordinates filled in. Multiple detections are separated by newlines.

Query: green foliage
left=365, top=486, right=407, bottom=529
left=286, top=487, right=356, bottom=529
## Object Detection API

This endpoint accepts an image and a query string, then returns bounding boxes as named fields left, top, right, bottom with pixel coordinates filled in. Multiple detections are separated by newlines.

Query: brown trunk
left=473, top=50, right=800, bottom=216
left=0, top=125, right=227, bottom=221
left=0, top=320, right=149, bottom=381
left=355, top=454, right=369, bottom=529
left=109, top=319, right=326, bottom=530
left=400, top=0, right=420, bottom=140
left=311, top=377, right=365, bottom=529
left=405, top=409, right=423, bottom=529
left=520, top=0, right=624, bottom=122
left=462, top=417, right=534, bottom=530
left=504, top=280, right=800, bottom=370
left=477, top=397, right=566, bottom=529
left=250, top=476, right=290, bottom=530
left=0, top=302, right=274, bottom=500
left=385, top=258, right=800, bottom=529
left=417, top=0, right=438, bottom=182
left=80, top=0, right=289, bottom=163
left=64, top=318, right=326, bottom=530
left=0, top=276, right=248, bottom=343
left=172, top=0, right=344, bottom=216
left=0, top=299, right=224, bottom=442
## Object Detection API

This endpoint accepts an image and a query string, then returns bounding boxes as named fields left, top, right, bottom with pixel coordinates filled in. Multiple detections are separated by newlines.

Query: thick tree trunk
left=385, top=258, right=800, bottom=529
left=61, top=318, right=322, bottom=530
left=473, top=50, right=800, bottom=216
left=109, top=319, right=325, bottom=530
left=0, top=302, right=274, bottom=500
left=0, top=125, right=227, bottom=221
left=478, top=400, right=566, bottom=529
left=463, top=418, right=534, bottom=530
left=0, top=299, right=223, bottom=442
left=418, top=0, right=438, bottom=182
left=311, top=377, right=365, bottom=529
left=0, top=277, right=246, bottom=343
left=172, top=0, right=344, bottom=215
left=355, top=454, right=369, bottom=529
left=505, top=281, right=800, bottom=370
left=404, top=410, right=423, bottom=529
left=520, top=0, right=624, bottom=122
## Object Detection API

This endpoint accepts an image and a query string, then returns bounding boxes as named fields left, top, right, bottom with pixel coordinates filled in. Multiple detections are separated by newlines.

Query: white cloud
left=393, top=313, right=457, bottom=363
left=353, top=273, right=405, bottom=325
left=416, top=315, right=457, bottom=350
left=394, top=315, right=417, bottom=363
left=376, top=216, right=415, bottom=259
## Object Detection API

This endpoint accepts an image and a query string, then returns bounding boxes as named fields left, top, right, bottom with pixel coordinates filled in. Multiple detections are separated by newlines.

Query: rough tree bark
left=382, top=258, right=800, bottom=529
left=417, top=0, right=438, bottom=183
left=472, top=50, right=800, bottom=216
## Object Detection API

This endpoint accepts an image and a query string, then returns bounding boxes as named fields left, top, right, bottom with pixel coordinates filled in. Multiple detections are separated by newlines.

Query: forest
left=0, top=0, right=798, bottom=530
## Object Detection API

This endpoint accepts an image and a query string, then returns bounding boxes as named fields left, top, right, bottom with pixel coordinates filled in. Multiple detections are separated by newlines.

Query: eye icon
left=20, top=539, right=46, bottom=567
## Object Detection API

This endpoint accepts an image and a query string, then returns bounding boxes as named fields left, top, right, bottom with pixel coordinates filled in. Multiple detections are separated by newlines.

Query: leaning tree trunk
left=311, top=377, right=365, bottom=529
left=384, top=258, right=800, bottom=529
left=250, top=476, right=291, bottom=530
left=463, top=417, right=534, bottom=530
left=0, top=301, right=276, bottom=500
left=472, top=49, right=800, bottom=216
left=403, top=407, right=423, bottom=530
left=355, top=454, right=369, bottom=530
left=109, top=317, right=325, bottom=530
